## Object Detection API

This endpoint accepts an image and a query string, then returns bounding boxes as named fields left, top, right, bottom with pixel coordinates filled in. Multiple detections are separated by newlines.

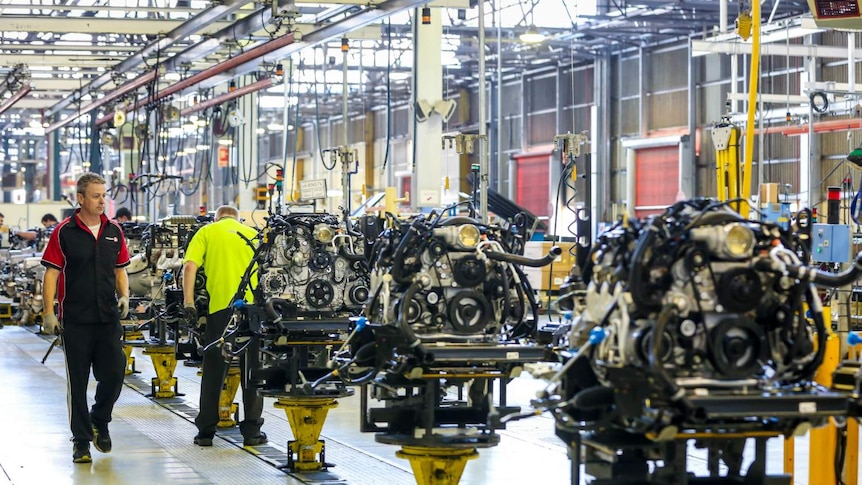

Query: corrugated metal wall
left=284, top=29, right=862, bottom=216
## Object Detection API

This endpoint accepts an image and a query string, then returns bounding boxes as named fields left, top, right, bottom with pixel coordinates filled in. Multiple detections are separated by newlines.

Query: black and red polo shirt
left=41, top=210, right=131, bottom=325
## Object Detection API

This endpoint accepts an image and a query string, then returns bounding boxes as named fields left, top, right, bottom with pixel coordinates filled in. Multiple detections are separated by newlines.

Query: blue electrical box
left=811, top=223, right=852, bottom=263
left=761, top=202, right=792, bottom=230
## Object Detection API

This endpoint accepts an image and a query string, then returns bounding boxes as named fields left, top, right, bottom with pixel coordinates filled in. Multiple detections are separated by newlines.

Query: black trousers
left=63, top=321, right=126, bottom=442
left=195, top=308, right=264, bottom=438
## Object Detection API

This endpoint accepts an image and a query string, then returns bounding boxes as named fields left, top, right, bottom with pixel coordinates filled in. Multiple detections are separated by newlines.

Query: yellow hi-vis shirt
left=183, top=217, right=258, bottom=314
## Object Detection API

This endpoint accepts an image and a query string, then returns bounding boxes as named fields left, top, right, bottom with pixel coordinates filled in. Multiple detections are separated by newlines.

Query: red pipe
left=45, top=70, right=158, bottom=133
left=180, top=77, right=273, bottom=117
left=758, top=118, right=862, bottom=136
left=99, top=32, right=296, bottom=126
left=0, top=85, right=32, bottom=116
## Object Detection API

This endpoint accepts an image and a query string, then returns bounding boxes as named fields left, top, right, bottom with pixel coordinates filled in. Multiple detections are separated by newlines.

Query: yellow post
left=784, top=437, right=794, bottom=476
left=274, top=397, right=339, bottom=471
left=218, top=367, right=241, bottom=428
left=810, top=306, right=840, bottom=483
left=143, top=346, right=179, bottom=398
left=847, top=420, right=859, bottom=485
left=395, top=446, right=478, bottom=485
left=740, top=1, right=761, bottom=219
left=123, top=327, right=144, bottom=376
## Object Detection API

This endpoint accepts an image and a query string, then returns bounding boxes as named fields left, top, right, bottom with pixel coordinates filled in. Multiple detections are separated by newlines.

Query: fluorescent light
left=519, top=25, right=546, bottom=44
left=196, top=144, right=210, bottom=150
left=266, top=123, right=284, bottom=131
left=218, top=139, right=233, bottom=146
left=256, top=128, right=266, bottom=135
left=164, top=72, right=181, bottom=81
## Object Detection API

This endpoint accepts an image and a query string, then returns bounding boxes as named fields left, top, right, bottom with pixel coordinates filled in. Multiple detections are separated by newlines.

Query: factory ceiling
left=0, top=0, right=812, bottom=135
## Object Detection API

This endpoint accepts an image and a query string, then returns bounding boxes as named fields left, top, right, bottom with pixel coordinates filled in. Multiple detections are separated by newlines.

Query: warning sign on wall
left=217, top=145, right=230, bottom=168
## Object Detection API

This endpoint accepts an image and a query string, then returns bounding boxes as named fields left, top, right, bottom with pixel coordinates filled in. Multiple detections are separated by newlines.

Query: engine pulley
left=305, top=279, right=335, bottom=308
left=453, top=257, right=486, bottom=288
left=309, top=251, right=333, bottom=271
left=708, top=316, right=764, bottom=380
left=447, top=291, right=492, bottom=334
left=717, top=268, right=764, bottom=313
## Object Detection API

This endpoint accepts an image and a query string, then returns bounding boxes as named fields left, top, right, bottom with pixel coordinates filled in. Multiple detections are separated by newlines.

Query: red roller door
left=513, top=151, right=552, bottom=217
left=635, top=145, right=679, bottom=217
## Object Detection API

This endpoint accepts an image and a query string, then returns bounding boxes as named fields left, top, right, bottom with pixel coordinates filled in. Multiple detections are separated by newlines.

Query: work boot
left=72, top=440, right=92, bottom=463
left=92, top=423, right=112, bottom=453
left=243, top=431, right=267, bottom=447
left=194, top=433, right=214, bottom=447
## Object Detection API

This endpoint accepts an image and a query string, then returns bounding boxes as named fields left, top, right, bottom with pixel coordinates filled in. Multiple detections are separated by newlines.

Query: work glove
left=117, top=296, right=130, bottom=319
left=183, top=305, right=199, bottom=326
left=42, top=313, right=61, bottom=335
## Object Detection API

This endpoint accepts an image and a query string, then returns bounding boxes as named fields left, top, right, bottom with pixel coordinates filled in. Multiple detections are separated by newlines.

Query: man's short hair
left=115, top=207, right=132, bottom=220
left=41, top=213, right=58, bottom=224
left=214, top=205, right=240, bottom=221
left=77, top=172, right=106, bottom=194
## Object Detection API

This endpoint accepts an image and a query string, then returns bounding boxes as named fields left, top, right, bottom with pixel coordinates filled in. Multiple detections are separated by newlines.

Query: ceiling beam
left=692, top=39, right=862, bottom=59
left=47, top=0, right=253, bottom=116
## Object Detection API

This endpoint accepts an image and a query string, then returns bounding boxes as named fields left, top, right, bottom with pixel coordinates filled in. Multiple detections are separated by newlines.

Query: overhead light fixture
left=519, top=25, right=546, bottom=44
left=266, top=122, right=285, bottom=131
left=196, top=144, right=210, bottom=151
left=218, top=138, right=233, bottom=146
left=256, top=127, right=266, bottom=135
left=164, top=72, right=181, bottom=82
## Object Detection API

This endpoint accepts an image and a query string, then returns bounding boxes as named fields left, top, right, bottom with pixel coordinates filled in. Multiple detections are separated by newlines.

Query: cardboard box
left=522, top=241, right=577, bottom=291
left=760, top=183, right=779, bottom=204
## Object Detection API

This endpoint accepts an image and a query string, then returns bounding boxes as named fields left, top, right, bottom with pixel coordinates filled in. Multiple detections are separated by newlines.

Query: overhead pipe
left=102, top=0, right=429, bottom=125
left=192, top=0, right=432, bottom=90
left=759, top=118, right=862, bottom=136
left=98, top=33, right=297, bottom=126
left=0, top=84, right=32, bottom=116
left=180, top=77, right=274, bottom=117
left=45, top=70, right=157, bottom=134
left=47, top=0, right=252, bottom=117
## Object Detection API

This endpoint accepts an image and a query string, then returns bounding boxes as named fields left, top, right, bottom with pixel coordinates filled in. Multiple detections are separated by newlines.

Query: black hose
left=799, top=285, right=827, bottom=381
left=810, top=91, right=829, bottom=114
left=396, top=282, right=429, bottom=362
left=629, top=218, right=663, bottom=309
left=484, top=246, right=562, bottom=267
left=338, top=243, right=365, bottom=263
left=756, top=252, right=862, bottom=287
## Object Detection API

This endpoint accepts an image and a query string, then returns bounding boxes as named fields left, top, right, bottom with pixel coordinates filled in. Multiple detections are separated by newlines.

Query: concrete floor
left=0, top=325, right=844, bottom=484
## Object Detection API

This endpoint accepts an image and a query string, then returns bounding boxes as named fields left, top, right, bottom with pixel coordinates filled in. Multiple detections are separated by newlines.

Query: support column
left=88, top=112, right=102, bottom=174
left=803, top=34, right=820, bottom=208
left=50, top=130, right=61, bottom=201
left=593, top=51, right=612, bottom=229
left=411, top=7, right=443, bottom=210
left=638, top=45, right=649, bottom=137
left=681, top=40, right=697, bottom=199
left=236, top=75, right=260, bottom=212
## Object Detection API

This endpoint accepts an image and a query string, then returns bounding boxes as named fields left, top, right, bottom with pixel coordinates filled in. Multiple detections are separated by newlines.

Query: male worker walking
left=41, top=172, right=131, bottom=463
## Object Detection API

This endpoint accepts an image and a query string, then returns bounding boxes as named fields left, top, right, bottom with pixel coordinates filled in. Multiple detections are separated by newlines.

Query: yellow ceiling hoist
left=712, top=117, right=743, bottom=212
left=711, top=3, right=760, bottom=220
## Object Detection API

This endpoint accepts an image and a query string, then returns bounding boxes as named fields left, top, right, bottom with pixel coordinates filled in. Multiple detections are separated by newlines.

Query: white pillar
left=236, top=75, right=260, bottom=212
left=411, top=7, right=443, bottom=209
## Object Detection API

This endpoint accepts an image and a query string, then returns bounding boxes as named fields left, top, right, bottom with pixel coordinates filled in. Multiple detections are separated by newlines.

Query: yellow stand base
left=274, top=397, right=338, bottom=471
left=395, top=446, right=479, bottom=485
left=143, top=345, right=178, bottom=398
left=122, top=328, right=144, bottom=376
left=197, top=367, right=241, bottom=428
